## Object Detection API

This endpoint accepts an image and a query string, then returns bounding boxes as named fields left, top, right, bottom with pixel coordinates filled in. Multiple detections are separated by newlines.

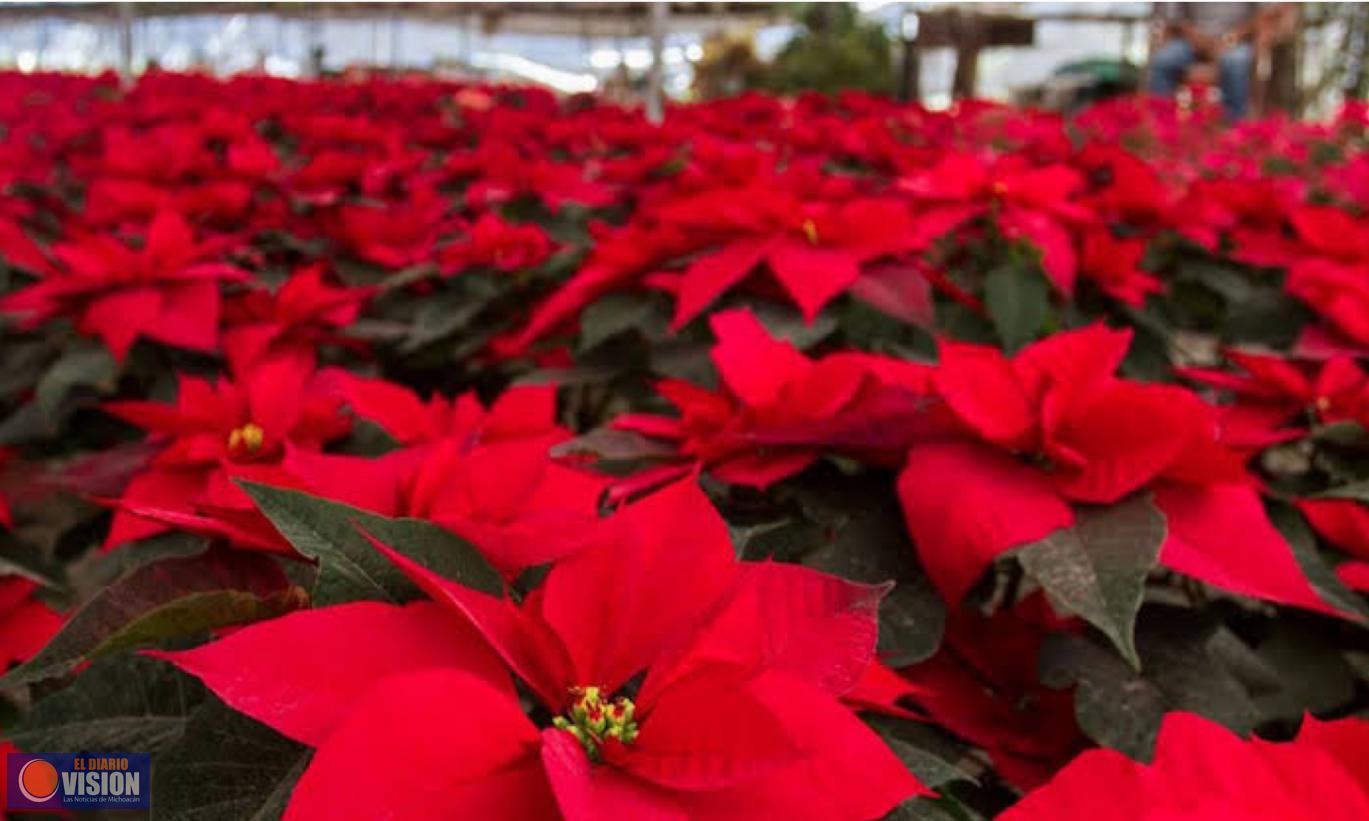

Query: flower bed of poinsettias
left=4, top=68, right=1369, bottom=818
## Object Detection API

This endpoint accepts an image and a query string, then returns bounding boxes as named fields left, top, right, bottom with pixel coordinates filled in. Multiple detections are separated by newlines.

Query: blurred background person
left=1149, top=3, right=1259, bottom=119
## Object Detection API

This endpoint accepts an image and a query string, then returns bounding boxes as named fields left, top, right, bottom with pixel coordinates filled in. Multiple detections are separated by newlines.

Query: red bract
left=0, top=216, right=56, bottom=278
left=896, top=325, right=1339, bottom=613
left=899, top=597, right=1083, bottom=790
left=494, top=218, right=697, bottom=356
left=896, top=151, right=1094, bottom=294
left=323, top=372, right=564, bottom=447
left=1078, top=228, right=1163, bottom=306
left=447, top=143, right=617, bottom=213
left=439, top=212, right=553, bottom=275
left=1002, top=712, right=1369, bottom=821
left=0, top=211, right=248, bottom=360
left=1296, top=497, right=1369, bottom=593
left=331, top=186, right=454, bottom=270
left=101, top=353, right=350, bottom=551
left=0, top=577, right=61, bottom=668
left=1179, top=177, right=1301, bottom=264
left=1178, top=349, right=1369, bottom=447
left=152, top=479, right=923, bottom=819
left=221, top=264, right=372, bottom=370
left=612, top=308, right=933, bottom=489
left=283, top=435, right=609, bottom=577
left=0, top=574, right=62, bottom=804
left=660, top=189, right=921, bottom=326
left=1074, top=144, right=1180, bottom=235
left=1285, top=205, right=1369, bottom=350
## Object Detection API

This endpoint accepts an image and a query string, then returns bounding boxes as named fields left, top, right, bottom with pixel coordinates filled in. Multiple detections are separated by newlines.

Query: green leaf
left=400, top=292, right=487, bottom=354
left=875, top=575, right=947, bottom=666
left=153, top=697, right=311, bottom=821
left=1040, top=609, right=1260, bottom=761
left=578, top=292, right=667, bottom=351
left=0, top=532, right=63, bottom=589
left=65, top=532, right=210, bottom=602
left=735, top=519, right=825, bottom=563
left=750, top=302, right=838, bottom=350
left=1017, top=494, right=1165, bottom=668
left=550, top=427, right=677, bottom=462
left=9, top=653, right=206, bottom=754
left=35, top=341, right=118, bottom=417
left=240, top=482, right=503, bottom=606
left=802, top=501, right=946, bottom=665
left=648, top=338, right=717, bottom=387
left=3, top=548, right=297, bottom=687
left=1249, top=622, right=1356, bottom=720
left=93, top=587, right=308, bottom=658
left=879, top=735, right=975, bottom=790
left=884, top=800, right=969, bottom=821
left=983, top=264, right=1048, bottom=353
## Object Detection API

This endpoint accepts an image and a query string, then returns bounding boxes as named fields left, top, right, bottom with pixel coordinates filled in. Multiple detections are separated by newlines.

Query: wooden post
left=951, top=10, right=982, bottom=99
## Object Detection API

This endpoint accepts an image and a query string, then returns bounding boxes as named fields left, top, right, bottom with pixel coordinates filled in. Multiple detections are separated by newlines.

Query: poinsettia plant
left=2, top=68, right=1369, bottom=820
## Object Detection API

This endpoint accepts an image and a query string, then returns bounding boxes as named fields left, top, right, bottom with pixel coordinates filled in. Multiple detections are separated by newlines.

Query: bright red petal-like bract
left=1001, top=712, right=1369, bottom=821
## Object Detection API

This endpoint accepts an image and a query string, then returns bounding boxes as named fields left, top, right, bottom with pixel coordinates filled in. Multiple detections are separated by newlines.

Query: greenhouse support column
left=647, top=1, right=669, bottom=123
left=951, top=10, right=981, bottom=99
left=899, top=9, right=921, bottom=102
left=118, top=3, right=134, bottom=78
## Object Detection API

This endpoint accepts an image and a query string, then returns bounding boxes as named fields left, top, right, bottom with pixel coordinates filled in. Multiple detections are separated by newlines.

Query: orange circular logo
left=18, top=759, right=59, bottom=802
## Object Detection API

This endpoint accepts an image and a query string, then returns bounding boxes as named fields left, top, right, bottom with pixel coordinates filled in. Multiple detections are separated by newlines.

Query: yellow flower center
left=227, top=422, right=265, bottom=453
left=991, top=180, right=1009, bottom=197
left=801, top=218, right=820, bottom=245
left=1315, top=396, right=1332, bottom=413
left=552, top=686, right=638, bottom=762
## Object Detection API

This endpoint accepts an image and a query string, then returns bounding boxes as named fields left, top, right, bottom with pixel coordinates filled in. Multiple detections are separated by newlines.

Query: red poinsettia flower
left=282, top=435, right=610, bottom=577
left=331, top=186, right=455, bottom=270
left=1077, top=228, right=1163, bottom=307
left=125, top=378, right=593, bottom=572
left=221, top=263, right=372, bottom=370
left=612, top=308, right=934, bottom=490
left=0, top=211, right=248, bottom=360
left=151, top=479, right=923, bottom=819
left=896, top=324, right=1341, bottom=614
left=1285, top=205, right=1369, bottom=351
left=1290, top=204, right=1369, bottom=265
left=323, top=372, right=564, bottom=447
left=1178, top=350, right=1369, bottom=447
left=1002, top=712, right=1369, bottom=821
left=896, top=151, right=1095, bottom=294
left=101, top=353, right=351, bottom=551
left=438, top=213, right=553, bottom=276
left=660, top=189, right=921, bottom=327
left=1074, top=144, right=1180, bottom=236
left=1174, top=177, right=1303, bottom=265
left=278, top=149, right=375, bottom=206
left=1287, top=261, right=1369, bottom=353
left=899, top=596, right=1084, bottom=790
left=492, top=217, right=699, bottom=357
left=447, top=142, right=617, bottom=213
